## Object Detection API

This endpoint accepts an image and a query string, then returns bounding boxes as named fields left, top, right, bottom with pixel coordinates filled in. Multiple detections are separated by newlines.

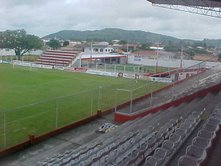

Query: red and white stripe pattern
left=36, top=50, right=79, bottom=66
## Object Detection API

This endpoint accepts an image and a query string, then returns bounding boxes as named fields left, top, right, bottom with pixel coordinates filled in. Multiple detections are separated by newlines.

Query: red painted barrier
left=0, top=113, right=99, bottom=158
left=115, top=82, right=221, bottom=123
left=113, top=69, right=206, bottom=117
left=100, top=69, right=206, bottom=119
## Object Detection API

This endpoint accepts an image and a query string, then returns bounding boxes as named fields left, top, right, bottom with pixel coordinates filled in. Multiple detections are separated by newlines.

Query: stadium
left=1, top=52, right=221, bottom=166
left=0, top=0, right=221, bottom=166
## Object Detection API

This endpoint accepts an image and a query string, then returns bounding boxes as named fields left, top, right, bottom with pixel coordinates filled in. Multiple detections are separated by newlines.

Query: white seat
left=186, top=145, right=207, bottom=162
left=178, top=155, right=199, bottom=166
left=144, top=156, right=158, bottom=166
left=198, top=129, right=216, bottom=140
left=192, top=136, right=211, bottom=149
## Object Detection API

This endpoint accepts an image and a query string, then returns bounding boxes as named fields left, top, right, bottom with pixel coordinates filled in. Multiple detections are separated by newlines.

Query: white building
left=69, top=41, right=82, bottom=47
left=149, top=46, right=164, bottom=50
left=84, top=43, right=114, bottom=54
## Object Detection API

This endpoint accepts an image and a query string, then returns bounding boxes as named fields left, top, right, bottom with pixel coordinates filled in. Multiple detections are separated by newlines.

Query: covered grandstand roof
left=147, top=0, right=221, bottom=7
left=79, top=53, right=126, bottom=60
left=147, top=0, right=221, bottom=18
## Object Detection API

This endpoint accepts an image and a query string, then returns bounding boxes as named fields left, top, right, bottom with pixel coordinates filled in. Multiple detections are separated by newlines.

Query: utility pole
left=155, top=43, right=159, bottom=73
left=89, top=41, right=93, bottom=68
left=180, top=46, right=183, bottom=69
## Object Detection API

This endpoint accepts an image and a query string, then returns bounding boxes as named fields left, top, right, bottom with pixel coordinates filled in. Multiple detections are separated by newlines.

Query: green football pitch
left=0, top=64, right=165, bottom=149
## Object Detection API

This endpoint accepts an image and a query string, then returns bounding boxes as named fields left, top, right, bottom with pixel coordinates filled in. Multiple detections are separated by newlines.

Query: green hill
left=204, top=39, right=221, bottom=47
left=43, top=28, right=180, bottom=44
left=43, top=28, right=221, bottom=47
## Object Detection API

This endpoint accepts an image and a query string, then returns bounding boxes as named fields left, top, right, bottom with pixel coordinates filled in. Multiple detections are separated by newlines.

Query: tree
left=140, top=42, right=152, bottom=50
left=46, top=39, right=61, bottom=50
left=63, top=40, right=69, bottom=47
left=218, top=53, right=221, bottom=61
left=119, top=40, right=127, bottom=45
left=0, top=29, right=43, bottom=60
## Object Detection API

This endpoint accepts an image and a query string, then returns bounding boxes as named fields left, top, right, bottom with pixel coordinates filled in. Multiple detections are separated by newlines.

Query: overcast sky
left=0, top=0, right=220, bottom=40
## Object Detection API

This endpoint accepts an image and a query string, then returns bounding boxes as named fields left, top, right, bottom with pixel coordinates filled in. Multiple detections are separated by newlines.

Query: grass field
left=0, top=64, right=165, bottom=149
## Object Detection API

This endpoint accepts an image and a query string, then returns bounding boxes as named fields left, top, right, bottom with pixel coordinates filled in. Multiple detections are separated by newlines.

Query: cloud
left=0, top=0, right=220, bottom=40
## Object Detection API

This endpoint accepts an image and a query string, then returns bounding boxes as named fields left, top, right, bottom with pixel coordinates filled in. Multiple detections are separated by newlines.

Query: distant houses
left=193, top=54, right=219, bottom=62
left=83, top=42, right=114, bottom=54
left=131, top=50, right=175, bottom=60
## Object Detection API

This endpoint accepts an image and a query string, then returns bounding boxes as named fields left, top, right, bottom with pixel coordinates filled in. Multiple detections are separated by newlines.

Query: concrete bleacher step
left=35, top=50, right=79, bottom=67
left=46, top=50, right=79, bottom=54
left=36, top=59, right=70, bottom=64
left=36, top=59, right=68, bottom=62
left=39, top=56, right=73, bottom=60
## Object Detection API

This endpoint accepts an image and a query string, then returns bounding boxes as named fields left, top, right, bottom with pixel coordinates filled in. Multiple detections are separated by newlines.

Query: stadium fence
left=0, top=80, right=164, bottom=149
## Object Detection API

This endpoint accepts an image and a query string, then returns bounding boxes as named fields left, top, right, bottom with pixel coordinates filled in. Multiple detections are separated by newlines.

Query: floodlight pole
left=79, top=55, right=82, bottom=68
left=181, top=46, right=183, bottom=69
left=89, top=41, right=93, bottom=68
left=155, top=46, right=159, bottom=73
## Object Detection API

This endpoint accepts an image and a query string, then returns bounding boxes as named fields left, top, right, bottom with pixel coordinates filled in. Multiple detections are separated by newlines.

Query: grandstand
left=33, top=91, right=221, bottom=165
left=35, top=50, right=79, bottom=66
left=35, top=49, right=127, bottom=68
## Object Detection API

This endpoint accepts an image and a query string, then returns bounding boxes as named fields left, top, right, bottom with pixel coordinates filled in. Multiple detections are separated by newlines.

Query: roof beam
left=147, top=0, right=221, bottom=8
left=147, top=0, right=221, bottom=18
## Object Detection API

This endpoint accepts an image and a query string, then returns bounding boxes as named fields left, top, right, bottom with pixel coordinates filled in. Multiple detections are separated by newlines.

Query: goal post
left=115, top=88, right=133, bottom=113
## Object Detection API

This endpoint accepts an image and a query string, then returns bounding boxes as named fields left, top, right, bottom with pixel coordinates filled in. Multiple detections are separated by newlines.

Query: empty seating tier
left=35, top=50, right=79, bottom=66
left=36, top=92, right=221, bottom=166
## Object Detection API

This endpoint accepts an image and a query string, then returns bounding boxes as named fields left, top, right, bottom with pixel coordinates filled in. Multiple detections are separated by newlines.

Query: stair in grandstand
left=35, top=50, right=79, bottom=67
